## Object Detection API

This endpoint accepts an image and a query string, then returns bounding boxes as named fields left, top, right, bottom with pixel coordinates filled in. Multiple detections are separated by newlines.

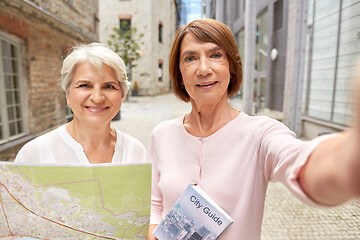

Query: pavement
left=112, top=93, right=360, bottom=239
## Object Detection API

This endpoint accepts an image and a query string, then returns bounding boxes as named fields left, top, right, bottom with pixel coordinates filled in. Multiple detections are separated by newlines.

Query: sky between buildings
left=181, top=0, right=202, bottom=24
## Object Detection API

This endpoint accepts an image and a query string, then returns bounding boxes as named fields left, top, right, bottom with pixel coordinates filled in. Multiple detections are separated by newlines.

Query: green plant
left=140, top=72, right=150, bottom=77
left=107, top=23, right=144, bottom=80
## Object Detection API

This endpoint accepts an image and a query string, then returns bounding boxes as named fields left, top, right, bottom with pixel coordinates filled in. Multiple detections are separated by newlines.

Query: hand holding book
left=153, top=184, right=234, bottom=240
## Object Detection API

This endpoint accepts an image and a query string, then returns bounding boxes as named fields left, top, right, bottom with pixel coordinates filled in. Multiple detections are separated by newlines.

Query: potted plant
left=131, top=80, right=139, bottom=96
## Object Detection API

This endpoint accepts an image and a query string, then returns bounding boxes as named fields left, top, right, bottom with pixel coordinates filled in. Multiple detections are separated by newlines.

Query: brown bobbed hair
left=169, top=18, right=243, bottom=102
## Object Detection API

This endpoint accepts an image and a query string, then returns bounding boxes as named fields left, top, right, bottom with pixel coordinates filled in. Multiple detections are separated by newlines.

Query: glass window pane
left=120, top=19, right=131, bottom=34
left=6, top=91, right=13, bottom=105
left=13, top=75, right=19, bottom=89
left=3, top=58, right=12, bottom=73
left=256, top=10, right=268, bottom=72
left=17, top=121, right=23, bottom=133
left=9, top=122, right=16, bottom=136
left=5, top=75, right=12, bottom=89
left=12, top=60, right=18, bottom=73
left=10, top=44, right=17, bottom=58
left=16, top=106, right=22, bottom=119
left=7, top=107, right=14, bottom=121
left=1, top=40, right=10, bottom=57
left=14, top=90, right=20, bottom=104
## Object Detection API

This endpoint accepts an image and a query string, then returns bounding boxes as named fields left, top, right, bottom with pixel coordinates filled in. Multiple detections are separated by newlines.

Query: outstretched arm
left=298, top=59, right=360, bottom=206
left=298, top=130, right=360, bottom=205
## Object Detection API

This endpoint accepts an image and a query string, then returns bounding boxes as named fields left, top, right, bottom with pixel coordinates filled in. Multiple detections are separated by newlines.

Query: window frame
left=0, top=32, right=28, bottom=145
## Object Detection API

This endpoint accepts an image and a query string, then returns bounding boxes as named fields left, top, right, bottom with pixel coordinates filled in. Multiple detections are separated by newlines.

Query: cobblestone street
left=112, top=93, right=360, bottom=240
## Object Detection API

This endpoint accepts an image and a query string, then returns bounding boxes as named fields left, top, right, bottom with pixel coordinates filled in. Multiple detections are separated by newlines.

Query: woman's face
left=66, top=62, right=122, bottom=126
left=179, top=33, right=230, bottom=106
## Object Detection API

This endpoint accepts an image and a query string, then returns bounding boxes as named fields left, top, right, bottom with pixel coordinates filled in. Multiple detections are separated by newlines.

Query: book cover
left=153, top=184, right=234, bottom=240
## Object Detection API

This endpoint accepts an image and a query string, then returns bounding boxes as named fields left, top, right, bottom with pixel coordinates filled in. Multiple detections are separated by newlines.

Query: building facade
left=204, top=0, right=360, bottom=140
left=99, top=0, right=178, bottom=96
left=0, top=0, right=99, bottom=161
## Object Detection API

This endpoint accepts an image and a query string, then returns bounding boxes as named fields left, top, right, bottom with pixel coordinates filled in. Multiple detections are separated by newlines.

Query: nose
left=90, top=87, right=105, bottom=103
left=196, top=57, right=212, bottom=76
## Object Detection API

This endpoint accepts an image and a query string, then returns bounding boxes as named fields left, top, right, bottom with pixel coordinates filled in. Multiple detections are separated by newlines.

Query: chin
left=83, top=116, right=112, bottom=125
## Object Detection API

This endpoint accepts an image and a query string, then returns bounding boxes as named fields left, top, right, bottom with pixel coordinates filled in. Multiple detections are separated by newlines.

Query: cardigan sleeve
left=259, top=117, right=332, bottom=206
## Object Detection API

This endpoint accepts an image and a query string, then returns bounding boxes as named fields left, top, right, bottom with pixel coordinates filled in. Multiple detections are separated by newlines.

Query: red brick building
left=0, top=0, right=99, bottom=161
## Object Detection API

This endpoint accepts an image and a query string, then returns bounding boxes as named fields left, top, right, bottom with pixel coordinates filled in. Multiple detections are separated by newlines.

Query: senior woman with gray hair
left=15, top=43, right=146, bottom=164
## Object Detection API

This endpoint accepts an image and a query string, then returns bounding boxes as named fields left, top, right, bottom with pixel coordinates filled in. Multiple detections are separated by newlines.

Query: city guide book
left=0, top=161, right=151, bottom=239
left=153, top=184, right=234, bottom=240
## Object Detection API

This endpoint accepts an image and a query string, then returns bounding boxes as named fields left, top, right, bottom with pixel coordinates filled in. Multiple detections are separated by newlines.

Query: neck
left=66, top=118, right=115, bottom=147
left=184, top=94, right=239, bottom=137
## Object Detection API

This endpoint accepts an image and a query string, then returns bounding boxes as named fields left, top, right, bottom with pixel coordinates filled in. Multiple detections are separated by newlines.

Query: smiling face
left=66, top=62, right=122, bottom=126
left=179, top=33, right=231, bottom=107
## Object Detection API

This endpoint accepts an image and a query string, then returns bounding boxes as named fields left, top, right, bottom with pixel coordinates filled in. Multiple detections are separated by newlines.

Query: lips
left=85, top=106, right=109, bottom=112
left=196, top=81, right=218, bottom=87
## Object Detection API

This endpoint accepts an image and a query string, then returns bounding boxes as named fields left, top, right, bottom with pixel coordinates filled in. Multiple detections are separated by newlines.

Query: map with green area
left=0, top=162, right=151, bottom=239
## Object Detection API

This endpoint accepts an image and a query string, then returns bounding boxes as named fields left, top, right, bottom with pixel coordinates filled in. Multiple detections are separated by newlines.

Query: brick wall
left=27, top=0, right=99, bottom=40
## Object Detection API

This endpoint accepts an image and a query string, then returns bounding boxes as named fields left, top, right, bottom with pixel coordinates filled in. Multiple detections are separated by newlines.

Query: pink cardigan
left=149, top=112, right=324, bottom=239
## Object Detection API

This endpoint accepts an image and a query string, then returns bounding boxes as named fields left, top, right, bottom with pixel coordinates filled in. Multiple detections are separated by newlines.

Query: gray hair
left=61, top=43, right=130, bottom=99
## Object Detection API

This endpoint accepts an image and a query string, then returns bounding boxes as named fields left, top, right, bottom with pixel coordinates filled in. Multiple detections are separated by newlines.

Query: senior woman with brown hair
left=15, top=43, right=146, bottom=164
left=147, top=18, right=360, bottom=239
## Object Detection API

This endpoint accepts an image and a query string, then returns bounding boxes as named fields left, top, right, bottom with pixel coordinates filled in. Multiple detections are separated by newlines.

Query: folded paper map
left=0, top=162, right=151, bottom=239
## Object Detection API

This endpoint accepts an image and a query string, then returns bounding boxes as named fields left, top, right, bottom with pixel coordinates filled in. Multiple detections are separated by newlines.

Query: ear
left=66, top=93, right=71, bottom=108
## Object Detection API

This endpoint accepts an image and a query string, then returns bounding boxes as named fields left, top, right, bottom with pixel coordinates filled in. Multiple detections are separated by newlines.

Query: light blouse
left=149, top=111, right=328, bottom=240
left=15, top=124, right=146, bottom=164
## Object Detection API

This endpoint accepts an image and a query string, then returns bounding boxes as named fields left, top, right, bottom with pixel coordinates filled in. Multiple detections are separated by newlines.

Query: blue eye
left=212, top=52, right=223, bottom=59
left=185, top=56, right=195, bottom=62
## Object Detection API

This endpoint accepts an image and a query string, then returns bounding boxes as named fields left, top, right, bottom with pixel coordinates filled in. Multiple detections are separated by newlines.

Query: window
left=305, top=0, right=360, bottom=125
left=0, top=37, right=25, bottom=143
left=159, top=22, right=163, bottom=43
left=256, top=10, right=268, bottom=72
left=120, top=19, right=131, bottom=35
left=158, top=60, right=163, bottom=82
